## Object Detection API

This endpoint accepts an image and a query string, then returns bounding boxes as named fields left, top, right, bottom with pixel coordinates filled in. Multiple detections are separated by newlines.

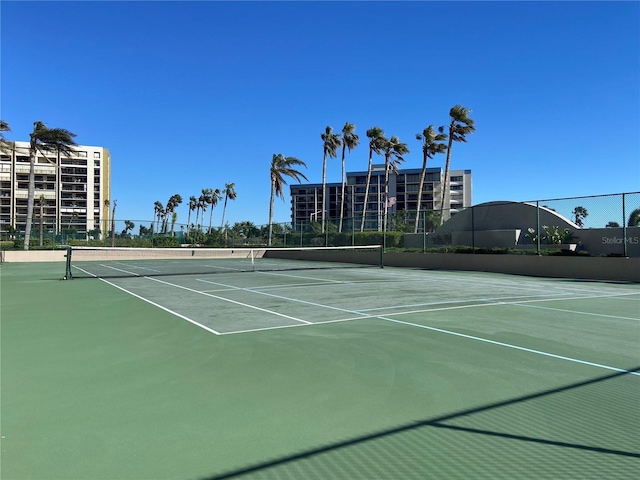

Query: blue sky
left=2, top=0, right=639, bottom=229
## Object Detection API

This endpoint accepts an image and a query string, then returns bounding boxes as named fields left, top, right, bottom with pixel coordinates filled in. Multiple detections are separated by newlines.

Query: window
left=93, top=152, right=101, bottom=159
left=405, top=174, right=419, bottom=183
left=451, top=176, right=463, bottom=182
left=78, top=151, right=87, bottom=158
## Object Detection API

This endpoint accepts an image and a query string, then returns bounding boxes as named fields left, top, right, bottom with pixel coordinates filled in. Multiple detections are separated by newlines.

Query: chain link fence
left=406, top=192, right=640, bottom=257
left=2, top=192, right=639, bottom=257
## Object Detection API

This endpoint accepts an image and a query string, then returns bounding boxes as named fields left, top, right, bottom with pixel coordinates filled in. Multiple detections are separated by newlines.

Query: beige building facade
left=0, top=141, right=111, bottom=239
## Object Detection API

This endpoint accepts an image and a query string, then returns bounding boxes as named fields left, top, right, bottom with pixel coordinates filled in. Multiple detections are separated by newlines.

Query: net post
left=379, top=239, right=384, bottom=269
left=63, top=246, right=73, bottom=280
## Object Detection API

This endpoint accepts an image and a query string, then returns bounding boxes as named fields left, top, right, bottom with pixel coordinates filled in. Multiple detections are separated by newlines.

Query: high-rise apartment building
left=290, top=166, right=471, bottom=231
left=0, top=141, right=111, bottom=239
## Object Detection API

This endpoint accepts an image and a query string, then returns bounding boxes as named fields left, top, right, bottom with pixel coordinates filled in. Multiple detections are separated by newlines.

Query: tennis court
left=1, top=250, right=639, bottom=479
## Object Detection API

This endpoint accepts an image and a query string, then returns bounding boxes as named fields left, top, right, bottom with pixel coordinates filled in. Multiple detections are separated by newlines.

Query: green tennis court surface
left=1, top=261, right=638, bottom=479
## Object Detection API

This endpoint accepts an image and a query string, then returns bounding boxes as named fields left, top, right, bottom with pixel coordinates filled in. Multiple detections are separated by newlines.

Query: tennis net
left=63, top=245, right=383, bottom=279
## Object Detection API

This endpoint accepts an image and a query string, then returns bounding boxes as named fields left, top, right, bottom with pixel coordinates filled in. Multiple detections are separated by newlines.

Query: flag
left=386, top=197, right=396, bottom=208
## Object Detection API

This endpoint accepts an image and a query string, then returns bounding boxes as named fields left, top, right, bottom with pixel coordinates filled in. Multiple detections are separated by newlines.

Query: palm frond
left=271, top=154, right=308, bottom=201
left=0, top=120, right=13, bottom=153
left=31, top=122, right=78, bottom=157
left=321, top=126, right=342, bottom=158
left=342, top=122, right=359, bottom=151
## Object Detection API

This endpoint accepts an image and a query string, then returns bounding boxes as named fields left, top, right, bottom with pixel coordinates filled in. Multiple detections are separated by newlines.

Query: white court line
left=205, top=284, right=639, bottom=377
left=512, top=303, right=640, bottom=321
left=196, top=278, right=373, bottom=317
left=213, top=315, right=364, bottom=336
left=87, top=267, right=639, bottom=376
left=377, top=316, right=640, bottom=376
left=96, top=264, right=142, bottom=276
left=198, top=280, right=381, bottom=294
left=362, top=267, right=638, bottom=297
left=112, top=262, right=161, bottom=273
left=97, top=277, right=222, bottom=335
left=146, top=276, right=313, bottom=325
left=357, top=293, right=571, bottom=313
left=360, top=291, right=640, bottom=314
left=256, top=270, right=347, bottom=284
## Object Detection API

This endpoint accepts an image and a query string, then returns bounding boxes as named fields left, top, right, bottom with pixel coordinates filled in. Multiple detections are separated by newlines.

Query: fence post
left=622, top=193, right=628, bottom=257
left=422, top=210, right=426, bottom=254
left=471, top=205, right=475, bottom=253
left=536, top=201, right=541, bottom=255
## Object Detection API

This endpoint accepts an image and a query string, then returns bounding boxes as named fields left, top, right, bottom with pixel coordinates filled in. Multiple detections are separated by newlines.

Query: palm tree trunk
left=268, top=181, right=275, bottom=246
left=23, top=146, right=38, bottom=249
left=414, top=153, right=427, bottom=233
left=111, top=201, right=117, bottom=247
left=360, top=152, right=373, bottom=232
left=220, top=197, right=228, bottom=229
left=321, top=153, right=327, bottom=234
left=440, top=135, right=454, bottom=225
left=383, top=154, right=391, bottom=233
left=339, top=150, right=346, bottom=233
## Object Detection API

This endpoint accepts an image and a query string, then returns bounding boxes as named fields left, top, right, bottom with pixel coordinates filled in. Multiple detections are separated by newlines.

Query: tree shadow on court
left=201, top=366, right=640, bottom=479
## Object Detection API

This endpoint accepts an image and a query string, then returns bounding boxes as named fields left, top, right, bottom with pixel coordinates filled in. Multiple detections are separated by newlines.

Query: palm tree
left=320, top=126, right=342, bottom=233
left=220, top=183, right=236, bottom=229
left=24, top=121, right=77, bottom=249
left=123, top=220, right=135, bottom=236
left=203, top=188, right=221, bottom=233
left=440, top=105, right=475, bottom=224
left=198, top=189, right=210, bottom=229
left=187, top=195, right=198, bottom=229
left=110, top=200, right=117, bottom=247
left=338, top=122, right=359, bottom=233
left=360, top=127, right=385, bottom=232
left=153, top=201, right=164, bottom=233
left=269, top=153, right=308, bottom=246
left=414, top=125, right=447, bottom=233
left=380, top=135, right=409, bottom=231
left=165, top=194, right=183, bottom=233
left=0, top=120, right=12, bottom=154
left=170, top=213, right=178, bottom=237
left=628, top=208, right=640, bottom=227
left=103, top=199, right=110, bottom=240
left=572, top=206, right=588, bottom=227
